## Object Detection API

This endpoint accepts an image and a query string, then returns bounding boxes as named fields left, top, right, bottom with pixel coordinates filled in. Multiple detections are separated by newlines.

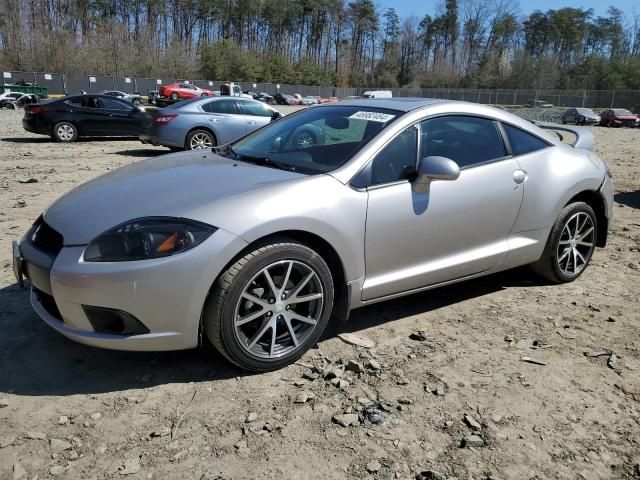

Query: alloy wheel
left=189, top=132, right=213, bottom=149
left=233, top=260, right=324, bottom=359
left=57, top=124, right=74, bottom=141
left=295, top=132, right=314, bottom=148
left=556, top=212, right=595, bottom=276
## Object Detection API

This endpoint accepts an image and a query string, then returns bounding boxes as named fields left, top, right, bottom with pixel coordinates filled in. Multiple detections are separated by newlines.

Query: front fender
left=187, top=175, right=368, bottom=283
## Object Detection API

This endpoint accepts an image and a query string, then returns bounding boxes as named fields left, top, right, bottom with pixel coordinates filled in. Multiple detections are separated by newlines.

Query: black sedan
left=273, top=93, right=297, bottom=105
left=22, top=95, right=152, bottom=142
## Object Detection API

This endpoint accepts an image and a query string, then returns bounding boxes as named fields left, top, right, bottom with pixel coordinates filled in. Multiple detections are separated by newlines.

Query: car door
left=180, top=84, right=197, bottom=98
left=96, top=97, right=143, bottom=135
left=64, top=97, right=112, bottom=136
left=362, top=115, right=524, bottom=300
left=201, top=99, right=247, bottom=144
left=236, top=99, right=275, bottom=132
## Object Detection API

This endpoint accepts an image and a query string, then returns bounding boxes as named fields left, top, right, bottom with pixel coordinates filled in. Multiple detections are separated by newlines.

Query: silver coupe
left=13, top=98, right=614, bottom=371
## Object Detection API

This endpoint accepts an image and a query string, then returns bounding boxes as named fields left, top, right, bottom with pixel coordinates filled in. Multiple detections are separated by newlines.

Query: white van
left=362, top=90, right=393, bottom=99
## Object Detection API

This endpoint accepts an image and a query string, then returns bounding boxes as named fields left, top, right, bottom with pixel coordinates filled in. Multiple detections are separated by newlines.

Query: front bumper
left=18, top=227, right=247, bottom=351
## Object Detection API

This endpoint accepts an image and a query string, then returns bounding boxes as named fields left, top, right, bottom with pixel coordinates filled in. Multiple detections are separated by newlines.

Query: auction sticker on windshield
left=349, top=111, right=396, bottom=123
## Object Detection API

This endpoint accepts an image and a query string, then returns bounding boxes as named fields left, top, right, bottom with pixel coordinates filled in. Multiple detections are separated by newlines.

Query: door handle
left=247, top=120, right=257, bottom=125
left=513, top=169, right=528, bottom=184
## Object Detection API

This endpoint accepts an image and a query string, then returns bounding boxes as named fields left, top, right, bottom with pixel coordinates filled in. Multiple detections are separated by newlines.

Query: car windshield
left=613, top=109, right=633, bottom=115
left=225, top=105, right=401, bottom=175
left=576, top=108, right=595, bottom=115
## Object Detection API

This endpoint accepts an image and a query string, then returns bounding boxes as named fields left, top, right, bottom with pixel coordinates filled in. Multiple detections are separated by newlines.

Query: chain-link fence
left=3, top=70, right=640, bottom=109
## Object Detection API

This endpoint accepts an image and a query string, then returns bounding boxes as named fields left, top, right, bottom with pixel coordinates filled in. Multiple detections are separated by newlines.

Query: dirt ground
left=0, top=108, right=639, bottom=480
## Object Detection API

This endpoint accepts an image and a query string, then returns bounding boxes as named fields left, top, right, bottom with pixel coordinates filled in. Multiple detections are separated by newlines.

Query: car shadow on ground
left=1, top=136, right=142, bottom=144
left=614, top=190, right=639, bottom=209
left=114, top=148, right=169, bottom=157
left=0, top=267, right=542, bottom=397
left=324, top=267, right=542, bottom=339
left=0, top=283, right=243, bottom=397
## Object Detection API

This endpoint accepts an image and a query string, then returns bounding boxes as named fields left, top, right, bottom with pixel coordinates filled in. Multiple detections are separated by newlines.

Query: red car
left=598, top=109, right=640, bottom=128
left=158, top=82, right=214, bottom=100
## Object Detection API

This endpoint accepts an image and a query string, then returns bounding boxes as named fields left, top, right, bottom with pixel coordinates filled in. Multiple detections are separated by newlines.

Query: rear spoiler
left=534, top=122, right=594, bottom=151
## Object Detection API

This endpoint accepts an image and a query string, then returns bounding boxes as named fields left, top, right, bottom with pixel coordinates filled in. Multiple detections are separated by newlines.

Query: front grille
left=29, top=216, right=63, bottom=256
left=33, top=287, right=62, bottom=322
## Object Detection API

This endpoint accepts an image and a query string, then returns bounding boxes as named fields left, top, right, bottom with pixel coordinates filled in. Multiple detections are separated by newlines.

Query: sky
left=379, top=0, right=638, bottom=20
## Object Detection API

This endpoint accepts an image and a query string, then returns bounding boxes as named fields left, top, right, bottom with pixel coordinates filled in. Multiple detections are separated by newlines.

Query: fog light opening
left=82, top=305, right=150, bottom=335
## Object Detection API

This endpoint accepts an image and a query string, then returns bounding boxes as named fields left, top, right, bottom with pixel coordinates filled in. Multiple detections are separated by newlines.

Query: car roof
left=324, top=97, right=448, bottom=112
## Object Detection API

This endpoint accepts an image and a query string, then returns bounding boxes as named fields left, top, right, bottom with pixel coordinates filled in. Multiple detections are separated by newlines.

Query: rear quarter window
left=502, top=124, right=550, bottom=156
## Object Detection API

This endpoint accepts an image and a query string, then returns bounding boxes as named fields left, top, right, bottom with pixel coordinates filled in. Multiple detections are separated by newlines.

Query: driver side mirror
left=412, top=156, right=460, bottom=194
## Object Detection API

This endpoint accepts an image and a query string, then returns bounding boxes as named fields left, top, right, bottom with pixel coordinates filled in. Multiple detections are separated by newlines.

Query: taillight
left=28, top=106, right=47, bottom=114
left=153, top=114, right=178, bottom=125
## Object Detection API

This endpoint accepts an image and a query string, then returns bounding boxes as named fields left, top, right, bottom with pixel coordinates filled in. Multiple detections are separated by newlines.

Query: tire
left=292, top=129, right=317, bottom=149
left=185, top=129, right=215, bottom=150
left=52, top=122, right=78, bottom=142
left=132, top=98, right=142, bottom=107
left=170, top=92, right=179, bottom=100
left=203, top=241, right=335, bottom=371
left=532, top=202, right=597, bottom=283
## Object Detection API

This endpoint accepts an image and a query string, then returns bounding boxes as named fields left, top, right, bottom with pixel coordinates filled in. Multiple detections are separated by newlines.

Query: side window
left=369, top=127, right=418, bottom=186
left=502, top=124, right=549, bottom=156
left=238, top=100, right=273, bottom=117
left=66, top=97, right=99, bottom=108
left=420, top=116, right=506, bottom=168
left=202, top=100, right=239, bottom=115
left=99, top=97, right=132, bottom=111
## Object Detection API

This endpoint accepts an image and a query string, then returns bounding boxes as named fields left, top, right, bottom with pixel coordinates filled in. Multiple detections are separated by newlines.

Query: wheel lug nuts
left=281, top=294, right=286, bottom=300
left=266, top=312, right=272, bottom=317
left=277, top=315, right=283, bottom=320
left=285, top=305, right=290, bottom=310
left=269, top=298, right=275, bottom=304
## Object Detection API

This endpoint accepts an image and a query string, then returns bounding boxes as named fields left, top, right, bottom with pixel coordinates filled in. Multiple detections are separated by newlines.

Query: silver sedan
left=140, top=97, right=282, bottom=150
left=14, top=99, right=614, bottom=371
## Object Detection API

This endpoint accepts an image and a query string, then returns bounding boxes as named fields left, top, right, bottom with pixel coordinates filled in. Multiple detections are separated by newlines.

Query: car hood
left=43, top=151, right=304, bottom=244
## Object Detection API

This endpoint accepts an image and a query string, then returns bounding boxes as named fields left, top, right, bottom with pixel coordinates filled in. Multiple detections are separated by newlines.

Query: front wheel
left=203, top=241, right=335, bottom=371
left=52, top=122, right=78, bottom=142
left=532, top=202, right=597, bottom=283
left=170, top=92, right=179, bottom=100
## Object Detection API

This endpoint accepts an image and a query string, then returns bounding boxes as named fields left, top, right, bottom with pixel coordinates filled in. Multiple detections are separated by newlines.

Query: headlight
left=84, top=217, right=216, bottom=262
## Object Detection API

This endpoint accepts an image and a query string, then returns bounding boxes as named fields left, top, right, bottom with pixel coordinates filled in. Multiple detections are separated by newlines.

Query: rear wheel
left=52, top=122, right=78, bottom=142
left=533, top=202, right=597, bottom=283
left=186, top=129, right=215, bottom=150
left=203, top=241, right=334, bottom=371
left=170, top=92, right=179, bottom=100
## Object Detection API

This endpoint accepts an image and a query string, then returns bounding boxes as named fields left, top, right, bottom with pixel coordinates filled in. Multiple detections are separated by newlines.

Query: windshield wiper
left=235, top=152, right=296, bottom=172
left=217, top=145, right=296, bottom=172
